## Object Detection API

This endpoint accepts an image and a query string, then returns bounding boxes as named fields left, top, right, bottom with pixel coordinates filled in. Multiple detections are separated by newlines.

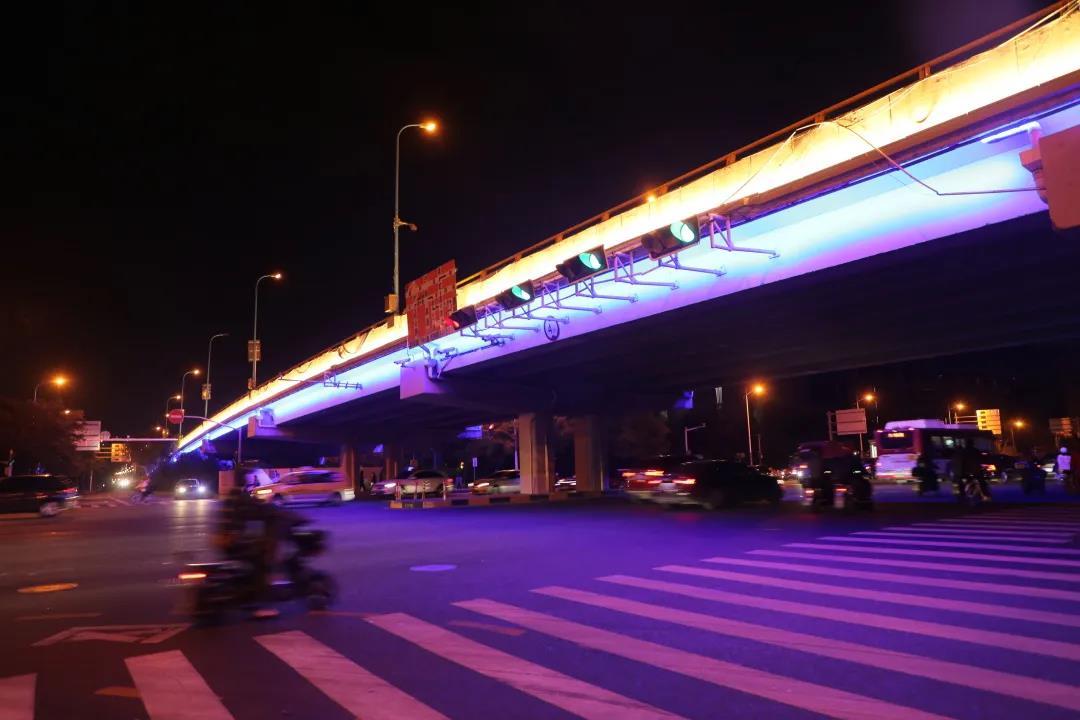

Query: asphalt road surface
left=2, top=487, right=1080, bottom=719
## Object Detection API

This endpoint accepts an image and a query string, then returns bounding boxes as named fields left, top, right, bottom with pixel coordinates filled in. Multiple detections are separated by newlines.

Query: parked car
left=370, top=469, right=448, bottom=498
left=252, top=470, right=354, bottom=506
left=470, top=469, right=521, bottom=495
left=554, top=475, right=577, bottom=491
left=174, top=478, right=210, bottom=499
left=652, top=460, right=783, bottom=509
left=0, top=475, right=79, bottom=517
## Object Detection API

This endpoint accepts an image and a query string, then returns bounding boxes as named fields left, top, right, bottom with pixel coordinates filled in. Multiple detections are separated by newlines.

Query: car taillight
left=621, top=471, right=635, bottom=478
left=643, top=469, right=664, bottom=477
left=62, top=487, right=78, bottom=495
left=672, top=476, right=696, bottom=485
left=178, top=572, right=207, bottom=582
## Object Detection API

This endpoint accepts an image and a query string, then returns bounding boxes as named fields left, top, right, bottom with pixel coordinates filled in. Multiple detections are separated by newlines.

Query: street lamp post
left=163, top=394, right=181, bottom=438
left=684, top=423, right=706, bottom=455
left=33, top=375, right=67, bottom=403
left=204, top=332, right=228, bottom=417
left=391, top=120, right=438, bottom=313
left=855, top=392, right=877, bottom=457
left=251, top=273, right=282, bottom=391
left=1010, top=419, right=1026, bottom=449
left=178, top=369, right=201, bottom=438
left=949, top=402, right=966, bottom=424
left=745, top=384, right=766, bottom=465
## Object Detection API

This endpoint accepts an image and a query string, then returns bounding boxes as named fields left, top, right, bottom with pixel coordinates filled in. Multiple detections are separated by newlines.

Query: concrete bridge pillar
left=572, top=414, right=607, bottom=492
left=518, top=412, right=554, bottom=494
left=382, top=443, right=401, bottom=484
left=340, top=444, right=358, bottom=493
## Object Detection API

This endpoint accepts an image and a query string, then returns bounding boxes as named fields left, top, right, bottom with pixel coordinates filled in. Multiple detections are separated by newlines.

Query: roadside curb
left=389, top=491, right=607, bottom=510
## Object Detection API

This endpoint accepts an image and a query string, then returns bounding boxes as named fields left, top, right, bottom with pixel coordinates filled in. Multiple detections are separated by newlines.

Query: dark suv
left=0, top=475, right=79, bottom=517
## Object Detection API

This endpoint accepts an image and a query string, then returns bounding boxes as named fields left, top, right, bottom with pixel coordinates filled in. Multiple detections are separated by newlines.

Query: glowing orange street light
left=392, top=120, right=441, bottom=314
left=1010, top=419, right=1026, bottom=448
left=33, top=374, right=69, bottom=403
left=252, top=273, right=284, bottom=390
left=745, top=383, right=767, bottom=465
left=179, top=369, right=201, bottom=436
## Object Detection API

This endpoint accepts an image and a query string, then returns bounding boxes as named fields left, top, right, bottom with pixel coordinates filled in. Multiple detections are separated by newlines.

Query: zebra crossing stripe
left=532, top=586, right=1080, bottom=713
left=785, top=542, right=1080, bottom=567
left=456, top=598, right=951, bottom=720
left=752, top=549, right=1080, bottom=580
left=602, top=574, right=1080, bottom=661
left=816, top=536, right=1080, bottom=555
left=933, top=520, right=1080, bottom=533
left=706, top=555, right=1080, bottom=601
left=658, top=564, right=1080, bottom=627
left=256, top=631, right=448, bottom=720
left=126, top=650, right=233, bottom=720
left=366, top=613, right=684, bottom=720
left=899, top=525, right=1074, bottom=537
left=0, top=674, right=34, bottom=720
left=851, top=531, right=1070, bottom=543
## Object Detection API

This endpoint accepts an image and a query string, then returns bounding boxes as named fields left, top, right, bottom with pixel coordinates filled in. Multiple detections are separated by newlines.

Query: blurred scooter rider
left=217, top=489, right=278, bottom=614
left=912, top=453, right=938, bottom=495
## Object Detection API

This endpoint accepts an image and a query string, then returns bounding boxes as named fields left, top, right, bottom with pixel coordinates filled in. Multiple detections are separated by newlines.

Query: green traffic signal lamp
left=496, top=282, right=535, bottom=310
left=641, top=216, right=701, bottom=259
left=556, top=245, right=608, bottom=282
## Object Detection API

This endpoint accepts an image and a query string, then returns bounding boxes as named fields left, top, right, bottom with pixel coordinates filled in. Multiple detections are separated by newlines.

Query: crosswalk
left=6, top=504, right=1080, bottom=719
left=77, top=495, right=134, bottom=509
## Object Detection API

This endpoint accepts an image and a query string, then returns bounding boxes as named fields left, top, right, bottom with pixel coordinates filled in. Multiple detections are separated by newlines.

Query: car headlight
left=197, top=486, right=206, bottom=494
left=476, top=482, right=490, bottom=488
left=177, top=487, right=187, bottom=494
left=254, top=487, right=272, bottom=496
left=385, top=482, right=396, bottom=489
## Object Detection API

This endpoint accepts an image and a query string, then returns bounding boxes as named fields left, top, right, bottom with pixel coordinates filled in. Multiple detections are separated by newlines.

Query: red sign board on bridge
left=166, top=409, right=185, bottom=425
left=405, top=260, right=457, bottom=347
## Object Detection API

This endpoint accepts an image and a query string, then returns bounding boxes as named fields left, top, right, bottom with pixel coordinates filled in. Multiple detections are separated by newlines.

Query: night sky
left=2, top=1, right=1051, bottom=435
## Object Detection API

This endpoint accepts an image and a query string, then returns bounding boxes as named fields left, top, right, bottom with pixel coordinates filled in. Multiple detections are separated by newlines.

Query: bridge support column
left=572, top=414, right=607, bottom=492
left=518, top=412, right=554, bottom=494
left=341, top=444, right=358, bottom=493
left=382, top=443, right=401, bottom=484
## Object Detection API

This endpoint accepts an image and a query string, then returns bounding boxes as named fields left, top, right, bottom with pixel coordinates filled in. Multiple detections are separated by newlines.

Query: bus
left=873, top=420, right=994, bottom=482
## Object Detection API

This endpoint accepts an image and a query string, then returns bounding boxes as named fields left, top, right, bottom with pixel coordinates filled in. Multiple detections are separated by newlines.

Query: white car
left=371, top=470, right=449, bottom=497
left=470, top=469, right=521, bottom=495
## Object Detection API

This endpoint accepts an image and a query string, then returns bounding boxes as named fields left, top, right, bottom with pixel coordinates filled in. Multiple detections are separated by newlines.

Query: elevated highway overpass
left=178, top=2, right=1080, bottom=492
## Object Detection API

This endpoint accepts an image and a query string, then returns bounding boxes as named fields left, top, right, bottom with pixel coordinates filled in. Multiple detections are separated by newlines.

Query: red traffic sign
left=166, top=409, right=185, bottom=425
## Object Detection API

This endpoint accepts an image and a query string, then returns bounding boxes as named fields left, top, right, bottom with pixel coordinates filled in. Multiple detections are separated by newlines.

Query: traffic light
left=556, top=245, right=607, bottom=282
left=447, top=305, right=478, bottom=330
left=495, top=282, right=534, bottom=310
left=641, top=217, right=701, bottom=259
